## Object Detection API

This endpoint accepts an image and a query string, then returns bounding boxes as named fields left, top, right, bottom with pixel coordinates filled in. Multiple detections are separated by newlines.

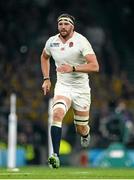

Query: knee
left=53, top=108, right=65, bottom=121
left=75, top=125, right=90, bottom=136
left=76, top=125, right=86, bottom=134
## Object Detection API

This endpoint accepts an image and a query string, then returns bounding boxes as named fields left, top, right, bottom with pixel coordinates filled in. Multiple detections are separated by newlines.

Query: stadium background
left=0, top=0, right=134, bottom=167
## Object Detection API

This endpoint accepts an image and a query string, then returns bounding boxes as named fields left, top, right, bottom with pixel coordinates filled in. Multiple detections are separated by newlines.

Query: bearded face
left=58, top=21, right=74, bottom=38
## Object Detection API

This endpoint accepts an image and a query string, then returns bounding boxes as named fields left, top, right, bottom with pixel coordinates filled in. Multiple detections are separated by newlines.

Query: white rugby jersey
left=44, top=31, right=95, bottom=86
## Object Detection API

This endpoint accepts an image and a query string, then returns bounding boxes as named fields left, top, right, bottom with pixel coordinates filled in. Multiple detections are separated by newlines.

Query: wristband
left=43, top=77, right=50, bottom=81
left=72, top=66, right=76, bottom=72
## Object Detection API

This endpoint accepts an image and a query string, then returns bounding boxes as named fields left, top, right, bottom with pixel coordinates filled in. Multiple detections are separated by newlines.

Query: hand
left=42, top=80, right=51, bottom=95
left=56, top=64, right=73, bottom=73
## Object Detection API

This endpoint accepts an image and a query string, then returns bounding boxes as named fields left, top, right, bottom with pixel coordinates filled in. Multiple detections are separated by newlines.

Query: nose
left=61, top=24, right=66, bottom=28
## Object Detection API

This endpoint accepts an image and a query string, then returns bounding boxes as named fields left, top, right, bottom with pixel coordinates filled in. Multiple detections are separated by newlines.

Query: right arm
left=41, top=49, right=51, bottom=95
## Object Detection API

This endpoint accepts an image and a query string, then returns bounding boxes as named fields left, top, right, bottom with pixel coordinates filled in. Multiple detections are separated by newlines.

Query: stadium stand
left=0, top=0, right=134, bottom=165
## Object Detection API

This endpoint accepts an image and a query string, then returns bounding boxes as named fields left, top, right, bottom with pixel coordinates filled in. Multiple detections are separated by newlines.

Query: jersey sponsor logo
left=50, top=43, right=60, bottom=47
left=60, top=47, right=65, bottom=51
left=69, top=42, right=73, bottom=47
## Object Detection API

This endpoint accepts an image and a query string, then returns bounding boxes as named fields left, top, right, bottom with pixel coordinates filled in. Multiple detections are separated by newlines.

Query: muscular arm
left=75, top=54, right=99, bottom=73
left=41, top=49, right=50, bottom=78
left=56, top=54, right=99, bottom=74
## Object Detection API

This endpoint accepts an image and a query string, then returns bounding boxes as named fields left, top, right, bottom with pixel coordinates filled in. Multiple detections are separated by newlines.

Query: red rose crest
left=69, top=42, right=73, bottom=47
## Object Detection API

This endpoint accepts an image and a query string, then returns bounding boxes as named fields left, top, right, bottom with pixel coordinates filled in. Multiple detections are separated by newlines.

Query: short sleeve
left=80, top=37, right=95, bottom=56
left=44, top=38, right=51, bottom=56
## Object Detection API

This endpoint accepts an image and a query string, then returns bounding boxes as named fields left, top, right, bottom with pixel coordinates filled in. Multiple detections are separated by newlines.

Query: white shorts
left=54, top=82, right=91, bottom=112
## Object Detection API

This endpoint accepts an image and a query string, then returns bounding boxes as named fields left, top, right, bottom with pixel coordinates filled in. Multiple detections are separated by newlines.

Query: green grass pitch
left=0, top=166, right=134, bottom=179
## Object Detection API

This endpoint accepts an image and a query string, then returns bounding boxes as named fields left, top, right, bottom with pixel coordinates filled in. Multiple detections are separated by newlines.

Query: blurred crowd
left=0, top=0, right=134, bottom=164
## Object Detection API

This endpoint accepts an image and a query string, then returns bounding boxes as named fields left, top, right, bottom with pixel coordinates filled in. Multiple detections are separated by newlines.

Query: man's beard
left=60, top=30, right=69, bottom=38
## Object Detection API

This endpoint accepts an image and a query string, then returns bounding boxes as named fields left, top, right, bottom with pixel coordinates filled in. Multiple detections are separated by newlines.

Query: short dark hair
left=57, top=13, right=75, bottom=25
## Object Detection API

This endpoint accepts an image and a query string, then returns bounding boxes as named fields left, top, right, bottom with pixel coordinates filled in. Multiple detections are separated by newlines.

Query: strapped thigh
left=74, top=115, right=89, bottom=125
left=53, top=99, right=69, bottom=113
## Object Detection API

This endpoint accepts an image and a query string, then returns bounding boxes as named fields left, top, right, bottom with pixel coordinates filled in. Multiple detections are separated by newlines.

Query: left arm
left=56, top=54, right=99, bottom=73
left=75, top=54, right=99, bottom=73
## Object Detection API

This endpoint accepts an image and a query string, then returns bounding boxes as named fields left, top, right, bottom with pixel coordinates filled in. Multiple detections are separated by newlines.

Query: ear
left=72, top=25, right=74, bottom=31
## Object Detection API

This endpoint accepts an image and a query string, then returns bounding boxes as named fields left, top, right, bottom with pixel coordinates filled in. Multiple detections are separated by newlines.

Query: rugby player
left=41, top=13, right=99, bottom=168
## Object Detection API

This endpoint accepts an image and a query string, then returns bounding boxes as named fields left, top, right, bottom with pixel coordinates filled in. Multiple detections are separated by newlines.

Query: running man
left=41, top=13, right=99, bottom=168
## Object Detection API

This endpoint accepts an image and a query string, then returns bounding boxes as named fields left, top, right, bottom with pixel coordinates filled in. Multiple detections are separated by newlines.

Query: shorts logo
left=83, top=106, right=88, bottom=110
left=69, top=42, right=73, bottom=47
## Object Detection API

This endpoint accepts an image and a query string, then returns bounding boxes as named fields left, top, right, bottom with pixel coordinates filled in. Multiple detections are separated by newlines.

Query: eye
left=58, top=23, right=63, bottom=26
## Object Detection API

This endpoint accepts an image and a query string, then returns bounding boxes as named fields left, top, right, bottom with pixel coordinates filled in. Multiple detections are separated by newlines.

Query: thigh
left=72, top=88, right=91, bottom=112
left=73, top=109, right=89, bottom=126
left=73, top=109, right=89, bottom=116
left=52, top=95, right=71, bottom=121
left=53, top=82, right=72, bottom=112
left=54, top=82, right=71, bottom=100
left=53, top=95, right=72, bottom=112
left=72, top=88, right=91, bottom=125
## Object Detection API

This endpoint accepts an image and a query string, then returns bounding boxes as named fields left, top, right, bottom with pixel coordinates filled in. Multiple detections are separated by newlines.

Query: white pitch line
left=0, top=172, right=32, bottom=175
left=73, top=171, right=89, bottom=174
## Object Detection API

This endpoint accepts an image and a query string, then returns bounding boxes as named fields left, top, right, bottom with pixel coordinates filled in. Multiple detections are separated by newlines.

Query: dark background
left=0, top=0, right=134, bottom=165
